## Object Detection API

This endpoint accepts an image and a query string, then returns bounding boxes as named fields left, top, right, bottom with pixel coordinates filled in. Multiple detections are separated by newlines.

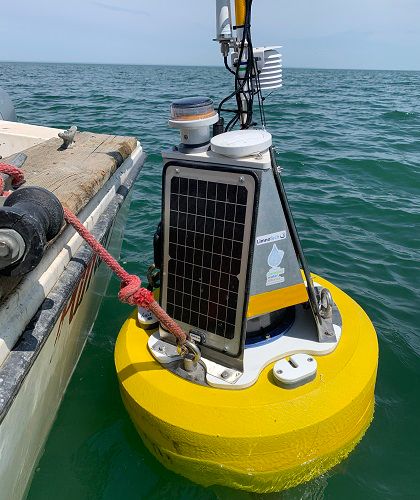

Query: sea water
left=1, top=63, right=419, bottom=499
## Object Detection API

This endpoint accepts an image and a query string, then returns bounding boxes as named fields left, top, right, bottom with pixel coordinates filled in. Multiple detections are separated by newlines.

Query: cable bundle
left=218, top=0, right=266, bottom=131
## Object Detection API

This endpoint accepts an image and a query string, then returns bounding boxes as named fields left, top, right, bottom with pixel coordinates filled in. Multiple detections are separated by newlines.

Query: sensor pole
left=269, top=147, right=336, bottom=343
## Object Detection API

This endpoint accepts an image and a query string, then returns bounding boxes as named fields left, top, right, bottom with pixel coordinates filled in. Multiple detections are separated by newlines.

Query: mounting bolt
left=0, top=241, right=10, bottom=258
left=239, top=176, right=244, bottom=183
left=0, top=229, right=26, bottom=270
left=276, top=369, right=283, bottom=375
left=307, top=357, right=313, bottom=362
left=221, top=370, right=229, bottom=379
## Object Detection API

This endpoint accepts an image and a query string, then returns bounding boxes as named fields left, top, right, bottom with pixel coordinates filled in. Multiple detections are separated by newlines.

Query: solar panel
left=162, top=165, right=256, bottom=357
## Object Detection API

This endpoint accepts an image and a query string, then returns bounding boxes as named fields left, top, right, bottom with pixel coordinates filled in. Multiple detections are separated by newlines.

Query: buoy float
left=116, top=274, right=377, bottom=493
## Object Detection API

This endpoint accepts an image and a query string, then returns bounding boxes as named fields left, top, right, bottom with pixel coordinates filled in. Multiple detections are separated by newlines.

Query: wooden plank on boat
left=0, top=131, right=138, bottom=300
left=3, top=131, right=137, bottom=214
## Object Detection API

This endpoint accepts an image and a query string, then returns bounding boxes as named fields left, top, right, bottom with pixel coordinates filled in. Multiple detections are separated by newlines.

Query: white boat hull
left=0, top=134, right=144, bottom=499
left=0, top=203, right=125, bottom=500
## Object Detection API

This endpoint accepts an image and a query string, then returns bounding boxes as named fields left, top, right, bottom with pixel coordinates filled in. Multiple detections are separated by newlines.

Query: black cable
left=217, top=0, right=251, bottom=126
left=236, top=0, right=252, bottom=126
left=239, top=0, right=256, bottom=128
left=225, top=114, right=240, bottom=132
left=254, top=61, right=267, bottom=128
left=223, top=56, right=235, bottom=75
left=218, top=0, right=263, bottom=130
left=217, top=88, right=240, bottom=116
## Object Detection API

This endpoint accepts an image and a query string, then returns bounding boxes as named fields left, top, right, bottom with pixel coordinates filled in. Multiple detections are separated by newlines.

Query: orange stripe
left=247, top=284, right=308, bottom=318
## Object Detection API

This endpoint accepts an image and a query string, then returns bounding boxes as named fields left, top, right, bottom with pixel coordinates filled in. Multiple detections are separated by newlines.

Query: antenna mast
left=214, top=1, right=283, bottom=130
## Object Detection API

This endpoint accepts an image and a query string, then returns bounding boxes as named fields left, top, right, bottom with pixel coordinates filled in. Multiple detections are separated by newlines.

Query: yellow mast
left=235, top=0, right=246, bottom=26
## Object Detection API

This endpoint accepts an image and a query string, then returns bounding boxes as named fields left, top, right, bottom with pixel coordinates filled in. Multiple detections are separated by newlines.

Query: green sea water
left=1, top=63, right=419, bottom=499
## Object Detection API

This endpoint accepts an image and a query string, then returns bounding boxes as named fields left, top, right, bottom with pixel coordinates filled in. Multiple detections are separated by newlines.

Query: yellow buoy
left=115, top=275, right=378, bottom=493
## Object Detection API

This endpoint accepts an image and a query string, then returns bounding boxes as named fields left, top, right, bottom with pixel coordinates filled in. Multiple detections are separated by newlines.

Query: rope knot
left=62, top=206, right=188, bottom=345
left=118, top=274, right=154, bottom=307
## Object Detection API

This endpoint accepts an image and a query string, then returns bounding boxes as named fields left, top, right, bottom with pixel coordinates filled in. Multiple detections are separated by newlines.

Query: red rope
left=0, top=163, right=25, bottom=195
left=0, top=163, right=187, bottom=344
left=63, top=208, right=188, bottom=345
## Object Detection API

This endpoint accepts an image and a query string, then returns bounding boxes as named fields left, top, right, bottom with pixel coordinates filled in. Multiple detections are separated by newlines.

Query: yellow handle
left=235, top=0, right=246, bottom=26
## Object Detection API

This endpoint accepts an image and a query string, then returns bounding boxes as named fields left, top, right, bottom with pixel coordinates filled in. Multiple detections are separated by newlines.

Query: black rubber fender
left=0, top=187, right=64, bottom=276
left=4, top=187, right=64, bottom=240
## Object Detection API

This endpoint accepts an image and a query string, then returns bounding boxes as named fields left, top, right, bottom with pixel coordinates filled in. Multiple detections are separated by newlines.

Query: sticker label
left=256, top=231, right=286, bottom=246
left=266, top=244, right=285, bottom=286
left=190, top=330, right=206, bottom=344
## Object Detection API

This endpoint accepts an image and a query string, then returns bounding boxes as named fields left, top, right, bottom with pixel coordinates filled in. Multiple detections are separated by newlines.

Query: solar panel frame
left=161, top=162, right=257, bottom=359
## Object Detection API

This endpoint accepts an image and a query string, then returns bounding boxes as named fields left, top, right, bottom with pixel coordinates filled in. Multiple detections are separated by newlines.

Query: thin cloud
left=90, top=1, right=150, bottom=16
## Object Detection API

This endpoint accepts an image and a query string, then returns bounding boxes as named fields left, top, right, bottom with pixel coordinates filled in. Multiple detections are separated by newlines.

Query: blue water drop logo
left=267, top=244, right=284, bottom=268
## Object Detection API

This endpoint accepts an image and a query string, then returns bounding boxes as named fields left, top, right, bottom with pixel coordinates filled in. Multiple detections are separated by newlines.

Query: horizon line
left=0, top=59, right=419, bottom=73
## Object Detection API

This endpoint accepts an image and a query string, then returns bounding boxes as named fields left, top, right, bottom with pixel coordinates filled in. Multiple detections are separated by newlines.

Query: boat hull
left=0, top=146, right=144, bottom=500
left=115, top=275, right=378, bottom=493
left=0, top=202, right=126, bottom=499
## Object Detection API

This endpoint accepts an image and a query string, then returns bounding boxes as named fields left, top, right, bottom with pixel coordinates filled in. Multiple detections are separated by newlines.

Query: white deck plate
left=204, top=304, right=341, bottom=389
left=148, top=283, right=342, bottom=390
left=273, top=353, right=317, bottom=387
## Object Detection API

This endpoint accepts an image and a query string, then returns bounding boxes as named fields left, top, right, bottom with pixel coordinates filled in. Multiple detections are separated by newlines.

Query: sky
left=0, top=0, right=419, bottom=70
